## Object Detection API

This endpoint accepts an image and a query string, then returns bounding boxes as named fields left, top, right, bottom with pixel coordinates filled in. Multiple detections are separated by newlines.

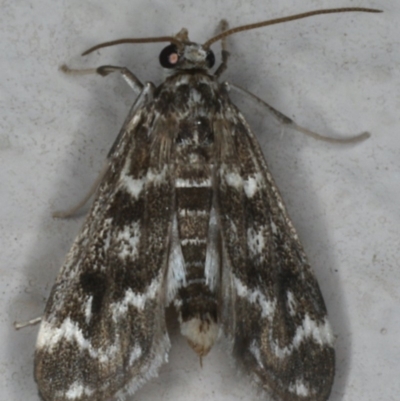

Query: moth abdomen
left=166, top=74, right=221, bottom=356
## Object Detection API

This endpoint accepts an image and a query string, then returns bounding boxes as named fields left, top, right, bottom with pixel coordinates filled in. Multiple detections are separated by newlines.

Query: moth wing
left=35, top=106, right=175, bottom=401
left=216, top=107, right=335, bottom=401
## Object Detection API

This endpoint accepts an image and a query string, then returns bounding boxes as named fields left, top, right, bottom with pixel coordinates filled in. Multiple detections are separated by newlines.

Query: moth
left=32, top=7, right=381, bottom=401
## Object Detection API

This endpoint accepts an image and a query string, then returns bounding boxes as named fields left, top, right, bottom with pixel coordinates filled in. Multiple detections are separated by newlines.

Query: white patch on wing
left=181, top=238, right=207, bottom=246
left=116, top=333, right=170, bottom=400
left=121, top=176, right=145, bottom=199
left=178, top=209, right=208, bottom=217
left=272, top=315, right=333, bottom=358
left=204, top=208, right=220, bottom=291
left=243, top=172, right=263, bottom=198
left=167, top=214, right=187, bottom=302
left=116, top=221, right=141, bottom=261
left=110, top=276, right=161, bottom=321
left=64, top=382, right=94, bottom=400
left=270, top=220, right=278, bottom=235
left=233, top=276, right=276, bottom=319
left=293, top=315, right=333, bottom=347
left=176, top=177, right=211, bottom=187
left=232, top=269, right=333, bottom=360
left=250, top=344, right=317, bottom=397
left=129, top=345, right=143, bottom=366
left=250, top=343, right=319, bottom=397
left=36, top=318, right=119, bottom=363
left=247, top=227, right=266, bottom=257
left=288, top=380, right=310, bottom=397
left=286, top=291, right=297, bottom=316
left=147, top=165, right=168, bottom=185
left=224, top=170, right=243, bottom=189
left=120, top=146, right=146, bottom=198
left=84, top=296, right=93, bottom=324
left=36, top=318, right=88, bottom=350
left=249, top=341, right=263, bottom=368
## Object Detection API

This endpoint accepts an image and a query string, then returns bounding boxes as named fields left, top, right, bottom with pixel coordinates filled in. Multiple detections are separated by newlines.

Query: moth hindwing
left=33, top=7, right=380, bottom=401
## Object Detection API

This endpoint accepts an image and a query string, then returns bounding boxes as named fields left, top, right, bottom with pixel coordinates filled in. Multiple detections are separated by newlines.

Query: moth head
left=159, top=29, right=215, bottom=71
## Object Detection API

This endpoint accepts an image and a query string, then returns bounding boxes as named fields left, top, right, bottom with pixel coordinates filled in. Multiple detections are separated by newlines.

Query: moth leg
left=214, top=19, right=231, bottom=78
left=14, top=316, right=42, bottom=330
left=61, top=64, right=144, bottom=94
left=230, top=83, right=370, bottom=143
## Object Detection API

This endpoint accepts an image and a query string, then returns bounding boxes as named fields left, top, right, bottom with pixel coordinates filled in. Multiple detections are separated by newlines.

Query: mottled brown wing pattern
left=216, top=103, right=335, bottom=401
left=34, top=104, right=175, bottom=401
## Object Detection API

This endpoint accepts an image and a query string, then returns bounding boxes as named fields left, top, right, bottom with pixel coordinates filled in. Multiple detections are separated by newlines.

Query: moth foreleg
left=14, top=316, right=42, bottom=330
left=61, top=64, right=144, bottom=94
left=96, top=65, right=144, bottom=93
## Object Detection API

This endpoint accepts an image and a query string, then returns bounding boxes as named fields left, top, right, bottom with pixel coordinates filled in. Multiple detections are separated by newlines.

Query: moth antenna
left=203, top=7, right=382, bottom=48
left=82, top=36, right=181, bottom=56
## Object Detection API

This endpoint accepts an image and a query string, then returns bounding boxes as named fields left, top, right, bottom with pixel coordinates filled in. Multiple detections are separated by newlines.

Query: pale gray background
left=1, top=1, right=398, bottom=400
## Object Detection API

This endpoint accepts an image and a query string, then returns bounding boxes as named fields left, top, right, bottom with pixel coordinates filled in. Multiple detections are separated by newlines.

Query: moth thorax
left=180, top=314, right=218, bottom=356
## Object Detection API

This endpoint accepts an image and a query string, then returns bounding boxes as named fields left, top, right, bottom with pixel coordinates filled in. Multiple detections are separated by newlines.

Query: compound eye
left=206, top=50, right=215, bottom=68
left=159, top=44, right=179, bottom=68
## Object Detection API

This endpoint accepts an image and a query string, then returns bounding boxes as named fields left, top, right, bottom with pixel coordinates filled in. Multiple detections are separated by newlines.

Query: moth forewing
left=32, top=7, right=381, bottom=401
